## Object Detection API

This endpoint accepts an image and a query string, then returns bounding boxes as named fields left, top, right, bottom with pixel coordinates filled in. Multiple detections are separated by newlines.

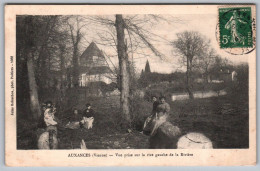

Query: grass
left=168, top=93, right=249, bottom=148
left=17, top=89, right=248, bottom=149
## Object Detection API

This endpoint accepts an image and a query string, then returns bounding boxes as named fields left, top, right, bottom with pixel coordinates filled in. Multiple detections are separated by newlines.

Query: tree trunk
left=27, top=52, right=41, bottom=120
left=70, top=28, right=81, bottom=88
left=204, top=69, right=209, bottom=83
left=59, top=44, right=66, bottom=85
left=115, top=15, right=131, bottom=127
left=186, top=57, right=194, bottom=99
left=59, top=44, right=66, bottom=103
left=72, top=46, right=79, bottom=87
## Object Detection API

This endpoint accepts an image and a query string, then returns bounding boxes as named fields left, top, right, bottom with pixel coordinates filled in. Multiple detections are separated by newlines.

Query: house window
left=93, top=56, right=98, bottom=62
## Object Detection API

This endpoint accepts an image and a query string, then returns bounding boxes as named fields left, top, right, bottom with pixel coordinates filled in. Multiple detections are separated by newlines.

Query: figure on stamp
left=225, top=10, right=247, bottom=45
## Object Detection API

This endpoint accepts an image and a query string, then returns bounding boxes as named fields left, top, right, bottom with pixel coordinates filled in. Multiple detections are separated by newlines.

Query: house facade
left=79, top=42, right=116, bottom=87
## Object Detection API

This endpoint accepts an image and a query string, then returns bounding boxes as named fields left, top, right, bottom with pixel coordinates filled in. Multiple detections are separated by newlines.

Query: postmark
left=216, top=6, right=256, bottom=55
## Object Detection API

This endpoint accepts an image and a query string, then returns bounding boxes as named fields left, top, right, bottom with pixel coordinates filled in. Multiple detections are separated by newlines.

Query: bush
left=225, top=64, right=248, bottom=95
left=129, top=97, right=152, bottom=131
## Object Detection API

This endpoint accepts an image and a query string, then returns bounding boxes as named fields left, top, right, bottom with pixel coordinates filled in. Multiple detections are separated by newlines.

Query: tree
left=86, top=15, right=170, bottom=127
left=209, top=55, right=232, bottom=80
left=67, top=17, right=83, bottom=87
left=115, top=15, right=131, bottom=127
left=17, top=16, right=42, bottom=120
left=198, top=48, right=216, bottom=83
left=27, top=52, right=42, bottom=120
left=172, top=31, right=209, bottom=99
left=16, top=15, right=74, bottom=119
left=145, top=60, right=151, bottom=73
left=35, top=16, right=58, bottom=90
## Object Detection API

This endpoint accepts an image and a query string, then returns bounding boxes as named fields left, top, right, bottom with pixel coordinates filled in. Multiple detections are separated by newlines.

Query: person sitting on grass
left=69, top=108, right=83, bottom=128
left=156, top=96, right=170, bottom=117
left=38, top=101, right=56, bottom=129
left=143, top=96, right=160, bottom=134
left=150, top=96, right=171, bottom=136
left=81, top=103, right=95, bottom=129
left=38, top=101, right=59, bottom=149
left=152, top=96, right=160, bottom=116
left=83, top=103, right=95, bottom=118
left=43, top=101, right=58, bottom=134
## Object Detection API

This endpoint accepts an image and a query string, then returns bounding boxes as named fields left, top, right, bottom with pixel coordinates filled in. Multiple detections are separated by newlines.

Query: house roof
left=80, top=42, right=105, bottom=60
left=72, top=42, right=115, bottom=76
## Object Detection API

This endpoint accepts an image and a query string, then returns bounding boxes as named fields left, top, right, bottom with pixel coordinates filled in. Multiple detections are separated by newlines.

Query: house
left=78, top=42, right=116, bottom=87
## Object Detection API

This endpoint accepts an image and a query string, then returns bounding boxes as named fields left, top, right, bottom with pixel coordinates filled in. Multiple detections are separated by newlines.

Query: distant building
left=78, top=42, right=116, bottom=87
left=208, top=68, right=237, bottom=83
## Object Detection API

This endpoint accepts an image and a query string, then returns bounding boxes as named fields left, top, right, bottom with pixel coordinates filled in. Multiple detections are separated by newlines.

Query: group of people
left=37, top=95, right=169, bottom=149
left=38, top=101, right=95, bottom=133
left=143, top=95, right=171, bottom=136
left=69, top=104, right=95, bottom=128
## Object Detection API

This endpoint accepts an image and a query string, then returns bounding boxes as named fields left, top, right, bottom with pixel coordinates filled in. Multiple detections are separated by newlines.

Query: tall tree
left=173, top=31, right=209, bottom=99
left=198, top=48, right=216, bottom=83
left=87, top=15, right=170, bottom=127
left=145, top=60, right=151, bottom=73
left=23, top=16, right=41, bottom=120
left=115, top=15, right=131, bottom=127
left=27, top=52, right=41, bottom=120
left=67, top=17, right=82, bottom=87
left=59, top=43, right=66, bottom=89
left=209, top=55, right=230, bottom=80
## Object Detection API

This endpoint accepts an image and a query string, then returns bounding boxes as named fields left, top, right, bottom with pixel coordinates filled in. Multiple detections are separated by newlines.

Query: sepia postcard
left=5, top=4, right=256, bottom=166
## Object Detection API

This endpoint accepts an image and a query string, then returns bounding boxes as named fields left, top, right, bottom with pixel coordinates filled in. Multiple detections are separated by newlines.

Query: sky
left=78, top=14, right=249, bottom=74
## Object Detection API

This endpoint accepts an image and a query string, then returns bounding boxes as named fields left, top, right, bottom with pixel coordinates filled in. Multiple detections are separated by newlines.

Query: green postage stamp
left=218, top=7, right=253, bottom=49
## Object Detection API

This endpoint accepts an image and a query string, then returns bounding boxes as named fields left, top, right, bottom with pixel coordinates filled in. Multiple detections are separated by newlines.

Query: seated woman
left=150, top=96, right=171, bottom=136
left=70, top=108, right=82, bottom=122
left=66, top=108, right=83, bottom=129
left=156, top=96, right=170, bottom=117
left=44, top=103, right=58, bottom=134
left=38, top=101, right=59, bottom=149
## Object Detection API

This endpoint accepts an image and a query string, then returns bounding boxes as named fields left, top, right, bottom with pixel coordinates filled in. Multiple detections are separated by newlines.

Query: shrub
left=129, top=97, right=152, bottom=131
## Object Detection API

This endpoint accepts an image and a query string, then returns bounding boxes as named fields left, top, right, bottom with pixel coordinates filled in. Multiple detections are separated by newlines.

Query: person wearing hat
left=37, top=101, right=59, bottom=149
left=43, top=101, right=58, bottom=134
left=37, top=101, right=54, bottom=129
left=150, top=96, right=170, bottom=136
left=83, top=103, right=95, bottom=118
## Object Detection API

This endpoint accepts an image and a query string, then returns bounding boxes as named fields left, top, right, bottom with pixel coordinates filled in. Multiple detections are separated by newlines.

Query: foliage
left=225, top=63, right=249, bottom=95
left=139, top=71, right=186, bottom=88
left=172, top=31, right=211, bottom=99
